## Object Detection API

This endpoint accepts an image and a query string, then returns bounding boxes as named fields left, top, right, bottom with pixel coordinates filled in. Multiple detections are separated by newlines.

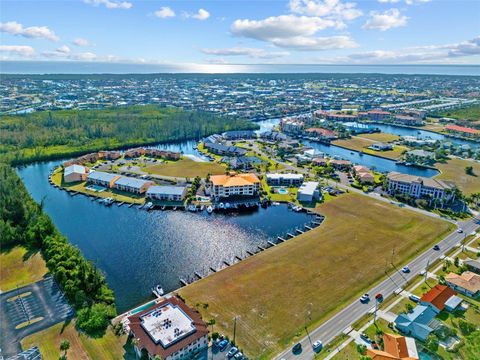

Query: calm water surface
left=18, top=160, right=313, bottom=312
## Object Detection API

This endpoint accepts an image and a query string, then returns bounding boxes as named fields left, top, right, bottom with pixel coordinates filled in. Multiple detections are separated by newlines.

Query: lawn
left=358, top=133, right=400, bottom=143
left=0, top=246, right=48, bottom=292
left=435, top=158, right=480, bottom=195
left=439, top=104, right=480, bottom=122
left=145, top=157, right=225, bottom=178
left=178, top=193, right=454, bottom=359
left=21, top=320, right=134, bottom=360
left=333, top=137, right=408, bottom=160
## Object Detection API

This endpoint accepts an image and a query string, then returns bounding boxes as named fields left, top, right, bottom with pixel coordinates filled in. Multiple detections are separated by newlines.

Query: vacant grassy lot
left=21, top=321, right=133, bottom=360
left=439, top=104, right=480, bottom=122
left=0, top=246, right=48, bottom=292
left=145, top=157, right=225, bottom=178
left=179, top=193, right=454, bottom=359
left=435, top=158, right=480, bottom=195
left=333, top=136, right=408, bottom=160
left=358, top=133, right=400, bottom=142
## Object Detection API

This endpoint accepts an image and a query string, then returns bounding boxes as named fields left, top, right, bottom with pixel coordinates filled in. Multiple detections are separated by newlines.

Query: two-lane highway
left=276, top=217, right=479, bottom=360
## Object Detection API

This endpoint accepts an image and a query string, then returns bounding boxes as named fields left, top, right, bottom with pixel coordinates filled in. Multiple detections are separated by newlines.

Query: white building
left=297, top=181, right=320, bottom=202
left=113, top=177, right=154, bottom=194
left=146, top=186, right=187, bottom=202
left=63, top=164, right=89, bottom=183
left=266, top=173, right=304, bottom=187
left=386, top=172, right=455, bottom=201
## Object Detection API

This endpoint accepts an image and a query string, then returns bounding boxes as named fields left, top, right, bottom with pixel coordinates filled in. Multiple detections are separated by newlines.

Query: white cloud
left=42, top=45, right=98, bottom=60
left=201, top=47, right=289, bottom=59
left=405, top=0, right=431, bottom=4
left=0, top=45, right=36, bottom=57
left=231, top=15, right=356, bottom=51
left=84, top=0, right=132, bottom=10
left=192, top=9, right=210, bottom=21
left=0, top=21, right=59, bottom=41
left=318, top=36, right=480, bottom=64
left=154, top=7, right=175, bottom=19
left=289, top=0, right=363, bottom=21
left=72, top=38, right=91, bottom=47
left=378, top=0, right=400, bottom=3
left=362, top=9, right=408, bottom=31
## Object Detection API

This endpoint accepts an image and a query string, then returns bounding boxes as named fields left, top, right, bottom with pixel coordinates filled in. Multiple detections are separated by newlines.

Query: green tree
left=60, top=339, right=70, bottom=358
left=465, top=166, right=474, bottom=176
left=424, top=334, right=439, bottom=352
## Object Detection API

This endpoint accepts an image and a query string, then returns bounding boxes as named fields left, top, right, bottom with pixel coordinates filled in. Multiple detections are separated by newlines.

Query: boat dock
left=277, top=237, right=285, bottom=242
left=287, top=232, right=295, bottom=238
left=235, top=255, right=243, bottom=261
left=179, top=278, right=189, bottom=287
left=117, top=202, right=125, bottom=207
left=223, top=260, right=230, bottom=267
left=267, top=241, right=276, bottom=247
left=296, top=229, right=304, bottom=234
left=194, top=271, right=203, bottom=279
left=209, top=267, right=217, bottom=273
left=246, top=250, right=255, bottom=256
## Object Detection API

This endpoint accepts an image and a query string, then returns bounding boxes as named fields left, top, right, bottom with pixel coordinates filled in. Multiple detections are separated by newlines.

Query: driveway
left=0, top=276, right=74, bottom=357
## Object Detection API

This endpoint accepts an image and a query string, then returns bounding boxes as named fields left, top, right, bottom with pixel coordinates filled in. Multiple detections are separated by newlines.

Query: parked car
left=409, top=294, right=421, bottom=303
left=360, top=294, right=370, bottom=303
left=227, top=347, right=238, bottom=358
left=234, top=352, right=244, bottom=359
left=433, top=245, right=440, bottom=251
left=292, top=343, right=302, bottom=353
left=360, top=333, right=371, bottom=343
left=218, top=339, right=229, bottom=351
left=402, top=266, right=410, bottom=273
left=312, top=340, right=323, bottom=351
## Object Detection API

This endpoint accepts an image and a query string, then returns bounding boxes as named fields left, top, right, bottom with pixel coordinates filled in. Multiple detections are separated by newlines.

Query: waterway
left=18, top=160, right=314, bottom=312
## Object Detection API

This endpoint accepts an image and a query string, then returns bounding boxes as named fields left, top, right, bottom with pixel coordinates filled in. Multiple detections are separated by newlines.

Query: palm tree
left=60, top=339, right=70, bottom=358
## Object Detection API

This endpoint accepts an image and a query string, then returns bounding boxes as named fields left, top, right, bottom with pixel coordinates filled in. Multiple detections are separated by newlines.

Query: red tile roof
left=128, top=297, right=208, bottom=359
left=420, top=284, right=456, bottom=311
left=306, top=127, right=338, bottom=137
left=445, top=124, right=480, bottom=135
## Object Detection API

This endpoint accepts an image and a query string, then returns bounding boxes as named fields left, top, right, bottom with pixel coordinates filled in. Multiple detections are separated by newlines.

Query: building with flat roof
left=222, top=130, right=257, bottom=139
left=386, top=172, right=455, bottom=202
left=204, top=143, right=247, bottom=157
left=64, top=164, right=89, bottom=183
left=297, top=181, right=320, bottom=202
left=367, top=333, right=418, bottom=360
left=146, top=186, right=188, bottom=202
left=113, top=177, right=154, bottom=194
left=210, top=173, right=260, bottom=199
left=266, top=173, right=304, bottom=187
left=128, top=297, right=208, bottom=360
left=87, top=171, right=121, bottom=188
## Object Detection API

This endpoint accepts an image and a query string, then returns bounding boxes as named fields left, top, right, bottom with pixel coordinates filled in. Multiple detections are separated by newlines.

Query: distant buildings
left=64, top=164, right=89, bottom=183
left=386, top=172, right=455, bottom=202
left=305, top=127, right=338, bottom=140
left=210, top=173, right=260, bottom=199
left=222, top=156, right=264, bottom=170
left=222, top=130, right=257, bottom=140
left=266, top=173, right=304, bottom=187
left=297, top=181, right=320, bottom=202
left=393, top=115, right=424, bottom=127
left=353, top=165, right=375, bottom=184
left=204, top=143, right=247, bottom=157
left=87, top=171, right=121, bottom=188
left=366, top=333, right=419, bottom=360
left=445, top=271, right=480, bottom=298
left=280, top=118, right=305, bottom=134
left=128, top=296, right=208, bottom=360
left=359, top=109, right=391, bottom=122
left=146, top=185, right=188, bottom=202
left=445, top=124, right=480, bottom=138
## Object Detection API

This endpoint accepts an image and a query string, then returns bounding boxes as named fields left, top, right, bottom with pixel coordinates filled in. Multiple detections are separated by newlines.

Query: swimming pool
left=85, top=184, right=106, bottom=192
left=277, top=188, right=288, bottom=194
left=130, top=300, right=157, bottom=315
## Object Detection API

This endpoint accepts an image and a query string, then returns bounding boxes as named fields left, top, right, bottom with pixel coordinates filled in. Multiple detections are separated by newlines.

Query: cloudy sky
left=1, top=0, right=479, bottom=65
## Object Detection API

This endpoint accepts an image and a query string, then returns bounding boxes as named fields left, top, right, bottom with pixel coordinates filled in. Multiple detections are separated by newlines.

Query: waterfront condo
left=386, top=172, right=455, bottom=202
left=210, top=173, right=260, bottom=199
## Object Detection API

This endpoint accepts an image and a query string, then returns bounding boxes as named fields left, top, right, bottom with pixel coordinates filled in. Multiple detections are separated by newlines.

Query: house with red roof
left=445, top=124, right=480, bottom=138
left=419, top=284, right=459, bottom=313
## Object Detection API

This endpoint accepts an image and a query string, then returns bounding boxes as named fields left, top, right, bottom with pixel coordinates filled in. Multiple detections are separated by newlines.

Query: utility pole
left=233, top=316, right=237, bottom=345
left=424, top=259, right=430, bottom=284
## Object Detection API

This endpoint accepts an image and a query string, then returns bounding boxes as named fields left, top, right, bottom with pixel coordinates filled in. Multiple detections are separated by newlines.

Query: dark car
left=375, top=293, right=383, bottom=302
left=218, top=339, right=229, bottom=351
left=433, top=245, right=440, bottom=251
left=292, top=343, right=302, bottom=353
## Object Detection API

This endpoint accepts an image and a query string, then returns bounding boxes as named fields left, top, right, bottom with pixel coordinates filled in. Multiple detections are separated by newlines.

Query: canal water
left=18, top=160, right=314, bottom=312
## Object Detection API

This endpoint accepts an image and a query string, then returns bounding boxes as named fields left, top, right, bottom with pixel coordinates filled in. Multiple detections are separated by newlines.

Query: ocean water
left=1, top=61, right=479, bottom=76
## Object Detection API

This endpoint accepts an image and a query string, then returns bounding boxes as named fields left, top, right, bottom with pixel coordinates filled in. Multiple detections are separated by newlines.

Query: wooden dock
left=209, top=267, right=217, bottom=273
left=277, top=237, right=285, bottom=242
left=246, top=250, right=255, bottom=256
left=305, top=225, right=313, bottom=230
left=235, top=255, right=243, bottom=261
left=117, top=202, right=125, bottom=207
left=287, top=232, right=295, bottom=238
left=223, top=260, right=231, bottom=267
left=296, top=229, right=304, bottom=234
left=267, top=241, right=277, bottom=247
left=257, top=246, right=265, bottom=251
left=194, top=271, right=203, bottom=279
left=179, top=278, right=188, bottom=287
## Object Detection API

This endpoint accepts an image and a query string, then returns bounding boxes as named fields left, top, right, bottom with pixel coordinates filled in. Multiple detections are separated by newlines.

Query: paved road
left=275, top=217, right=480, bottom=360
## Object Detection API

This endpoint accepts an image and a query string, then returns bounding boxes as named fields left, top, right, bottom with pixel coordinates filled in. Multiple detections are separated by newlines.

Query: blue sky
left=1, top=0, right=479, bottom=65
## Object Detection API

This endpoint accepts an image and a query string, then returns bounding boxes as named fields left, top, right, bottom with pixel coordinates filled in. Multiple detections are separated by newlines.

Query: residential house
left=394, top=305, right=437, bottom=341
left=259, top=131, right=288, bottom=142
left=394, top=115, right=424, bottom=126
left=297, top=181, right=320, bottom=202
left=266, top=173, right=304, bottom=187
left=87, top=171, right=121, bottom=188
left=386, top=172, right=455, bottom=202
left=113, top=177, right=154, bottom=194
left=353, top=165, right=375, bottom=184
left=64, top=164, right=89, bottom=183
left=128, top=296, right=209, bottom=360
left=222, top=130, right=257, bottom=140
left=98, top=150, right=122, bottom=160
left=329, top=159, right=352, bottom=171
left=204, top=143, right=247, bottom=157
left=445, top=271, right=480, bottom=298
left=464, top=259, right=480, bottom=275
left=210, top=173, right=260, bottom=199
left=146, top=186, right=188, bottom=202
left=305, top=128, right=338, bottom=140
left=370, top=142, right=393, bottom=151
left=420, top=285, right=458, bottom=313
left=363, top=110, right=391, bottom=122
left=406, top=150, right=435, bottom=162
left=312, top=158, right=328, bottom=166
left=366, top=333, right=419, bottom=360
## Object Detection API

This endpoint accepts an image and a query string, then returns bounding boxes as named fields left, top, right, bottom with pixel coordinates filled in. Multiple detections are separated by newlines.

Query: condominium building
left=210, top=173, right=260, bottom=199
left=146, top=186, right=188, bottom=202
left=386, top=172, right=455, bottom=201
left=113, top=177, right=154, bottom=194
left=266, top=173, right=304, bottom=186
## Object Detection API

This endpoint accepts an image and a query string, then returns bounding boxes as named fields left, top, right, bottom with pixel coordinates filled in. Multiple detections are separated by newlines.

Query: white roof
left=64, top=164, right=87, bottom=176
left=298, top=181, right=319, bottom=196
left=444, top=295, right=463, bottom=310
left=140, top=303, right=196, bottom=348
left=115, top=177, right=151, bottom=189
left=266, top=173, right=304, bottom=180
left=405, top=336, right=419, bottom=359
left=147, top=186, right=186, bottom=196
left=87, top=171, right=118, bottom=182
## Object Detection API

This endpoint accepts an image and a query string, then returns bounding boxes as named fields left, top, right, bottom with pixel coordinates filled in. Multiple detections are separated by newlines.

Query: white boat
left=161, top=205, right=166, bottom=210
left=225, top=203, right=231, bottom=209
left=206, top=206, right=213, bottom=214
left=103, top=198, right=114, bottom=206
left=173, top=206, right=177, bottom=211
left=272, top=202, right=280, bottom=206
left=200, top=205, right=205, bottom=211
left=152, top=285, right=164, bottom=297
left=188, top=204, right=197, bottom=212
left=144, top=202, right=153, bottom=210
left=218, top=202, right=225, bottom=209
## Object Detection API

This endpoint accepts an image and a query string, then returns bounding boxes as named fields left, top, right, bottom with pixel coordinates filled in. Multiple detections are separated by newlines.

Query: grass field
left=358, top=133, right=400, bottom=142
left=178, top=193, right=454, bottom=359
left=438, top=105, right=480, bottom=122
left=145, top=157, right=225, bottom=178
left=0, top=246, right=48, bottom=292
left=21, top=321, right=134, bottom=360
left=435, top=158, right=480, bottom=195
left=333, top=136, right=408, bottom=160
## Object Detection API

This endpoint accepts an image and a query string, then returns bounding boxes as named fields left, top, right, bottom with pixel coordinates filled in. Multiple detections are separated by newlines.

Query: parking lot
left=0, top=276, right=74, bottom=357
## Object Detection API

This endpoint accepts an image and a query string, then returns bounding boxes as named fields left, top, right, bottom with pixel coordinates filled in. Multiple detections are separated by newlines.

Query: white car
left=360, top=294, right=370, bottom=303
left=312, top=340, right=323, bottom=351
left=457, top=229, right=463, bottom=233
